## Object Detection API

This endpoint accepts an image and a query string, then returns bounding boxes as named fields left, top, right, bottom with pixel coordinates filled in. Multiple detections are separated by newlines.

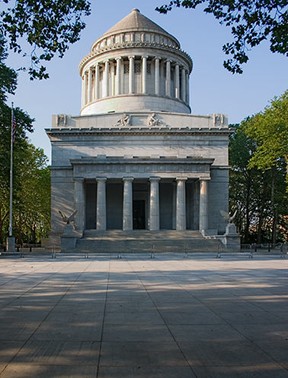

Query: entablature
left=70, top=155, right=214, bottom=180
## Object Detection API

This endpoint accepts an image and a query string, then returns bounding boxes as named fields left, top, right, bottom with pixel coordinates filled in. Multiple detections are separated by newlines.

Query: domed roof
left=79, top=8, right=192, bottom=116
left=102, top=8, right=179, bottom=45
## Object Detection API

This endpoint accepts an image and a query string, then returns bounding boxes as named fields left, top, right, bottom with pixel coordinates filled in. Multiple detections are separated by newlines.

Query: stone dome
left=79, top=9, right=193, bottom=115
left=100, top=8, right=180, bottom=48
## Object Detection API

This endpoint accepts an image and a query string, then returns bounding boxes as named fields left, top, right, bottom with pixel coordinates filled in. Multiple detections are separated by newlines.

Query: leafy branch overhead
left=0, top=36, right=17, bottom=100
left=0, top=0, right=91, bottom=79
left=156, top=0, right=288, bottom=73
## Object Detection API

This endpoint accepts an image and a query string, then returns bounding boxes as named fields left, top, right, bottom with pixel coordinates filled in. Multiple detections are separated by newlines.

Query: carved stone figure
left=115, top=113, right=131, bottom=127
left=57, top=114, right=67, bottom=126
left=147, top=113, right=161, bottom=126
left=213, top=114, right=224, bottom=127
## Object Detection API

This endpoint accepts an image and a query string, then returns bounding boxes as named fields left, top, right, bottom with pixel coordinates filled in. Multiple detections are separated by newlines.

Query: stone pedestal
left=223, top=223, right=240, bottom=250
left=61, top=224, right=80, bottom=252
left=6, top=236, right=15, bottom=252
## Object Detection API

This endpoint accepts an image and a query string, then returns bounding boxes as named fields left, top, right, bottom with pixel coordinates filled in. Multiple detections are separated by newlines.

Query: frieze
left=72, top=159, right=212, bottom=179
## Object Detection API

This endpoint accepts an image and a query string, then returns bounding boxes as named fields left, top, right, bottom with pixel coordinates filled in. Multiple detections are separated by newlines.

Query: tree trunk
left=0, top=208, right=9, bottom=245
left=257, top=213, right=263, bottom=244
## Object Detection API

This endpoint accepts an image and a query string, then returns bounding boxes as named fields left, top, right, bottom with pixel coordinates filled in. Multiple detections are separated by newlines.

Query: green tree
left=229, top=124, right=257, bottom=242
left=1, top=0, right=91, bottom=79
left=229, top=122, right=287, bottom=244
left=0, top=35, right=17, bottom=100
left=244, top=91, right=288, bottom=187
left=0, top=107, right=50, bottom=244
left=0, top=38, right=50, bottom=245
left=156, top=0, right=288, bottom=73
left=13, top=144, right=50, bottom=244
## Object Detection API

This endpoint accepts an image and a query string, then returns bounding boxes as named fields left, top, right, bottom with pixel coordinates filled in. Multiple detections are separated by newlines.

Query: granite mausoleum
left=46, top=9, right=231, bottom=251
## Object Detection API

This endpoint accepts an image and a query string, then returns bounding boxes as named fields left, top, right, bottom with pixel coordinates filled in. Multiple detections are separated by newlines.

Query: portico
left=71, top=156, right=213, bottom=233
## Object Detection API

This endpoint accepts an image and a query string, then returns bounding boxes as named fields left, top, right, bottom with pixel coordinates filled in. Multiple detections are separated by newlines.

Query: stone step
left=76, top=230, right=221, bottom=253
left=83, top=229, right=203, bottom=240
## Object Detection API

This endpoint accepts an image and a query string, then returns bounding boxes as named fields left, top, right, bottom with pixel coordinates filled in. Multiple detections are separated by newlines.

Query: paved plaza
left=0, top=253, right=287, bottom=377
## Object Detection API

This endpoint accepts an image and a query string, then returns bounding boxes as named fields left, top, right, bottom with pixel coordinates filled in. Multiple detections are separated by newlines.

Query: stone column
left=172, top=182, right=176, bottom=229
left=81, top=74, right=86, bottom=107
left=175, top=63, right=180, bottom=99
left=155, top=57, right=160, bottom=95
left=115, top=57, right=121, bottom=95
left=176, top=178, right=187, bottom=230
left=149, top=177, right=160, bottom=231
left=123, top=177, right=134, bottom=231
left=84, top=72, right=89, bottom=106
left=165, top=60, right=171, bottom=97
left=96, top=177, right=107, bottom=231
left=142, top=56, right=148, bottom=94
left=128, top=56, right=134, bottom=94
left=186, top=71, right=190, bottom=104
left=110, top=61, right=115, bottom=96
left=103, top=60, right=109, bottom=97
left=87, top=67, right=93, bottom=103
left=74, top=178, right=85, bottom=233
left=181, top=67, right=186, bottom=102
left=199, top=179, right=208, bottom=232
left=94, top=63, right=99, bottom=100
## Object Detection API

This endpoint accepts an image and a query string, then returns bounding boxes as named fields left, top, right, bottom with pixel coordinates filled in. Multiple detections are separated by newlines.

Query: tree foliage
left=0, top=0, right=91, bottom=79
left=0, top=105, right=51, bottom=244
left=244, top=90, right=288, bottom=183
left=0, top=40, right=50, bottom=245
left=1, top=1, right=286, bottom=77
left=229, top=125, right=258, bottom=242
left=156, top=0, right=288, bottom=73
left=13, top=144, right=50, bottom=244
left=0, top=35, right=17, bottom=101
left=229, top=121, right=287, bottom=244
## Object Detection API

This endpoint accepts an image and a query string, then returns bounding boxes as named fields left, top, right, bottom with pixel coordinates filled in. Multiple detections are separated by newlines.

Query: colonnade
left=81, top=56, right=189, bottom=107
left=74, top=177, right=209, bottom=232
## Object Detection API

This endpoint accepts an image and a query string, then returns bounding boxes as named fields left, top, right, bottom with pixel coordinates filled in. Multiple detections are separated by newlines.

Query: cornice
left=46, top=127, right=231, bottom=138
left=79, top=41, right=192, bottom=74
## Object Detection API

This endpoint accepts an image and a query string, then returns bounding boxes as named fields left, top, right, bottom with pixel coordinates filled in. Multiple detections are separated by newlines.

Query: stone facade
left=46, top=9, right=230, bottom=247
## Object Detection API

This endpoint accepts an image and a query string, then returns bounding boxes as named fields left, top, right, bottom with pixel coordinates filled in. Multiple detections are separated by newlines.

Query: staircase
left=75, top=230, right=221, bottom=253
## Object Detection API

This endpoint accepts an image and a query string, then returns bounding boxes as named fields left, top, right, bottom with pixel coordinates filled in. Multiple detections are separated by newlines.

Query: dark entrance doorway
left=133, top=200, right=146, bottom=229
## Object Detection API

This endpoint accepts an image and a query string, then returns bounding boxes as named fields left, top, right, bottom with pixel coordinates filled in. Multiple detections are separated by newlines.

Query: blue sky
left=7, top=0, right=288, bottom=162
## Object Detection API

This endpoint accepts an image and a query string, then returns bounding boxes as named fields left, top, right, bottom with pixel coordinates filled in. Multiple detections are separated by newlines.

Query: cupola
left=79, top=9, right=193, bottom=115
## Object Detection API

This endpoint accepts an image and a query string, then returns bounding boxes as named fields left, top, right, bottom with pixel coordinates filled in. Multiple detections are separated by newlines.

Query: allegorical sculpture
left=220, top=210, right=240, bottom=249
left=59, top=210, right=79, bottom=251
left=115, top=113, right=131, bottom=127
left=59, top=210, right=78, bottom=225
left=147, top=113, right=161, bottom=126
left=220, top=210, right=237, bottom=224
